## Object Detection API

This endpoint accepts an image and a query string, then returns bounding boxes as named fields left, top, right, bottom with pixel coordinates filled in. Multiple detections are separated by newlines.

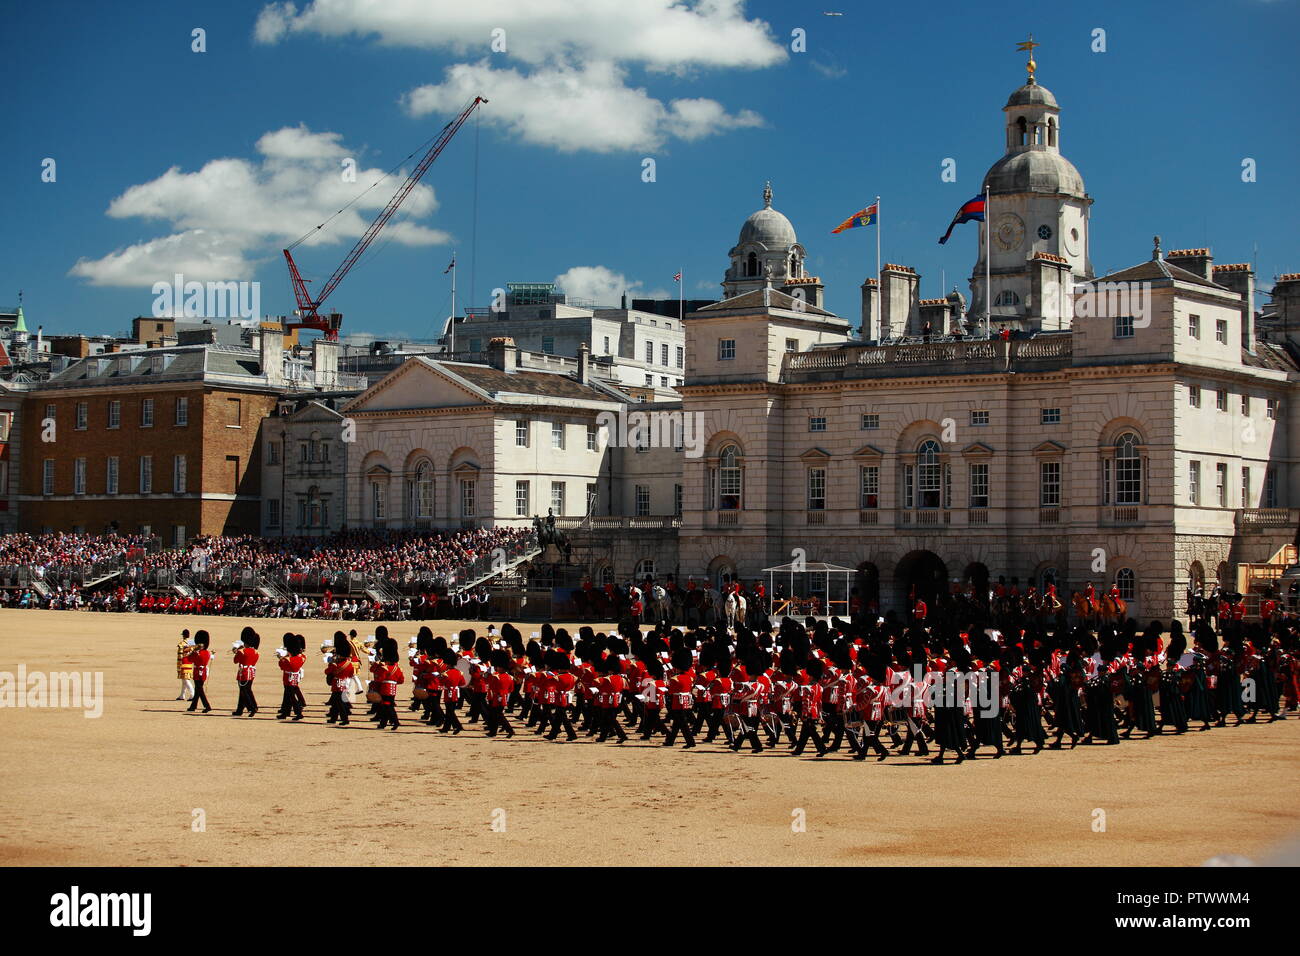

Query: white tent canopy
left=762, top=561, right=855, bottom=619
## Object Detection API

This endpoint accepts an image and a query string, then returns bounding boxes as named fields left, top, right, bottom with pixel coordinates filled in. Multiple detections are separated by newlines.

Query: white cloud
left=406, top=60, right=762, bottom=153
left=555, top=266, right=642, bottom=306
left=258, top=0, right=779, bottom=153
left=254, top=0, right=786, bottom=71
left=70, top=124, right=450, bottom=287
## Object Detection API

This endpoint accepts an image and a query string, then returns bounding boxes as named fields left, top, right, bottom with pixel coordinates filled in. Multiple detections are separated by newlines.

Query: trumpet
left=230, top=640, right=245, bottom=652
left=275, top=647, right=289, bottom=659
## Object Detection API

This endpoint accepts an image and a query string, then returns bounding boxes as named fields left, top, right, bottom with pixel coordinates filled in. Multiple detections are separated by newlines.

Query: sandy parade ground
left=1, top=608, right=1297, bottom=868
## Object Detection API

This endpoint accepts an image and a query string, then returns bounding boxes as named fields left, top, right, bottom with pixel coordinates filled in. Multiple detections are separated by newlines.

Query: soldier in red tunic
left=484, top=650, right=516, bottom=738
left=275, top=633, right=307, bottom=721
left=372, top=638, right=405, bottom=730
left=232, top=627, right=260, bottom=717
left=185, top=630, right=213, bottom=713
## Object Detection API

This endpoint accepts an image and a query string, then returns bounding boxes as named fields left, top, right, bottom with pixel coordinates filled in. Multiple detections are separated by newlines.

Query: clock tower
left=971, top=44, right=1093, bottom=330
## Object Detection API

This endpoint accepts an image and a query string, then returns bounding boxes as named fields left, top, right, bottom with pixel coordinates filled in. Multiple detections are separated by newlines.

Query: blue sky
left=4, top=0, right=1298, bottom=341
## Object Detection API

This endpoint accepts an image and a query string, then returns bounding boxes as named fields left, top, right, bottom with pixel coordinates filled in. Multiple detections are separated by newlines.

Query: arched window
left=917, top=439, right=942, bottom=508
left=599, top=564, right=615, bottom=587
left=718, top=444, right=742, bottom=510
left=994, top=290, right=1020, bottom=306
left=1040, top=567, right=1058, bottom=591
left=635, top=558, right=656, bottom=580
left=1016, top=116, right=1027, bottom=146
left=789, top=253, right=800, bottom=278
left=1114, top=433, right=1142, bottom=504
left=414, top=461, right=434, bottom=518
left=1047, top=118, right=1058, bottom=147
left=1115, top=567, right=1136, bottom=601
left=746, top=252, right=758, bottom=277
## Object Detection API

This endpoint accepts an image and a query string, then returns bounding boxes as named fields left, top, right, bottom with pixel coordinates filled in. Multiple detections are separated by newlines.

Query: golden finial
left=1016, top=34, right=1040, bottom=81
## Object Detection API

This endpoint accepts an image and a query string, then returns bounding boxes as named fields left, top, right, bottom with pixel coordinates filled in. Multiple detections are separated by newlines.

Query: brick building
left=19, top=333, right=341, bottom=543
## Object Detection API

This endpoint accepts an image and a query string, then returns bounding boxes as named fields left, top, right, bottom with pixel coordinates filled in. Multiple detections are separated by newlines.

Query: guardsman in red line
left=596, top=654, right=629, bottom=743
left=185, top=630, right=213, bottom=713
left=484, top=649, right=516, bottom=738
left=276, top=633, right=307, bottom=721
left=439, top=650, right=466, bottom=734
left=232, top=628, right=260, bottom=717
left=372, top=638, right=405, bottom=730
left=325, top=632, right=355, bottom=726
left=663, top=650, right=697, bottom=749
left=791, top=658, right=828, bottom=757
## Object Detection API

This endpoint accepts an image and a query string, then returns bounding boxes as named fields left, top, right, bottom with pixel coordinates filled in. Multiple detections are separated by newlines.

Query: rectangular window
left=1267, top=399, right=1280, bottom=420
left=107, top=400, right=121, bottom=429
left=970, top=462, right=990, bottom=508
left=140, top=398, right=154, bottom=427
left=587, top=483, right=598, bottom=511
left=603, top=336, right=611, bottom=355
left=551, top=481, right=565, bottom=515
left=1216, top=317, right=1228, bottom=344
left=106, top=456, right=119, bottom=495
left=1265, top=468, right=1278, bottom=507
left=1039, top=461, right=1061, bottom=507
left=551, top=422, right=565, bottom=449
left=226, top=455, right=240, bottom=493
left=1216, top=462, right=1228, bottom=507
left=645, top=341, right=654, bottom=364
left=173, top=454, right=187, bottom=494
left=44, top=404, right=56, bottom=425
left=515, top=480, right=529, bottom=517
left=809, top=416, right=827, bottom=432
left=175, top=396, right=188, bottom=425
left=1216, top=389, right=1227, bottom=412
left=267, top=498, right=281, bottom=528
left=139, top=456, right=152, bottom=494
left=1241, top=467, right=1251, bottom=507
left=645, top=374, right=654, bottom=386
left=675, top=346, right=684, bottom=368
left=460, top=479, right=476, bottom=518
left=1189, top=385, right=1201, bottom=408
left=718, top=339, right=736, bottom=361
left=661, top=343, right=669, bottom=366
left=807, top=468, right=826, bottom=511
left=785, top=338, right=799, bottom=352
left=1242, top=394, right=1251, bottom=416
left=903, top=464, right=914, bottom=509
left=860, top=465, right=880, bottom=509
left=861, top=413, right=879, bottom=430
left=43, top=459, right=55, bottom=496
left=515, top=420, right=529, bottom=447
left=587, top=424, right=598, bottom=451
left=635, top=484, right=650, bottom=517
left=173, top=525, right=186, bottom=548
left=73, top=458, right=86, bottom=495
left=1114, top=315, right=1135, bottom=338
left=1189, top=460, right=1200, bottom=505
left=1040, top=407, right=1061, bottom=425
left=226, top=397, right=241, bottom=427
left=1188, top=313, right=1200, bottom=339
left=371, top=482, right=386, bottom=520
left=970, top=409, right=989, bottom=426
left=541, top=336, right=555, bottom=354
left=75, top=402, right=87, bottom=430
left=267, top=443, right=280, bottom=466
left=674, top=483, right=683, bottom=516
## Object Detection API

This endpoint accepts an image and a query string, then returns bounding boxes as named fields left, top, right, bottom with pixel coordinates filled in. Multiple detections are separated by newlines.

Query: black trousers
left=638, top=708, right=668, bottom=739
left=277, top=685, right=305, bottom=718
left=376, top=694, right=400, bottom=729
left=849, top=719, right=889, bottom=757
left=793, top=717, right=826, bottom=755
left=234, top=680, right=258, bottom=715
left=441, top=700, right=463, bottom=733
left=486, top=705, right=514, bottom=737
left=546, top=706, right=577, bottom=740
left=732, top=714, right=764, bottom=752
left=186, top=677, right=210, bottom=711
left=664, top=709, right=696, bottom=747
left=326, top=690, right=351, bottom=724
left=597, top=707, right=627, bottom=742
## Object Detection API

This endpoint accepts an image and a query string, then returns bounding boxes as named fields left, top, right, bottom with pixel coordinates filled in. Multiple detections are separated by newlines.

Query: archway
left=855, top=561, right=880, bottom=614
left=963, top=561, right=990, bottom=600
left=896, top=550, right=948, bottom=608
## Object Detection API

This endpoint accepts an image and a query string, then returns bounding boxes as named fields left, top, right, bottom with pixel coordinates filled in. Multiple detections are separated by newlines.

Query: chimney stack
left=577, top=341, right=591, bottom=384
left=859, top=278, right=879, bottom=341
left=1166, top=248, right=1214, bottom=282
left=260, top=329, right=285, bottom=387
left=879, top=264, right=920, bottom=339
left=312, top=337, right=339, bottom=389
left=487, top=336, right=517, bottom=372
left=1212, top=262, right=1257, bottom=354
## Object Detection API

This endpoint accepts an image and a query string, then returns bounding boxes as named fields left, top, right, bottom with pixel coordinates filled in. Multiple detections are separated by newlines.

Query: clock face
left=1037, top=224, right=1053, bottom=240
left=994, top=212, right=1025, bottom=252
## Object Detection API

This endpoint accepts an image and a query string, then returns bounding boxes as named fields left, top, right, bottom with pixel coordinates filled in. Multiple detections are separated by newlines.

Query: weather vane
left=1016, top=34, right=1040, bottom=80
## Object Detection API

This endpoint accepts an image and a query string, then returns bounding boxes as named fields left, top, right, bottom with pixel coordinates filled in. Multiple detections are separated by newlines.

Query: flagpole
left=875, top=195, right=881, bottom=293
left=679, top=269, right=684, bottom=323
left=450, top=250, right=457, bottom=355
left=984, top=185, right=991, bottom=338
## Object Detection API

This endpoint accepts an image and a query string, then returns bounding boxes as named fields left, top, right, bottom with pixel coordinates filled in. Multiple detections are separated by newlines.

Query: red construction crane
left=283, top=95, right=487, bottom=340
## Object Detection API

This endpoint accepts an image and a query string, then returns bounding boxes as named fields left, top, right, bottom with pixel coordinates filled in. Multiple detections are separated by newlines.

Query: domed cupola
left=969, top=39, right=1094, bottom=331
left=722, top=182, right=808, bottom=299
